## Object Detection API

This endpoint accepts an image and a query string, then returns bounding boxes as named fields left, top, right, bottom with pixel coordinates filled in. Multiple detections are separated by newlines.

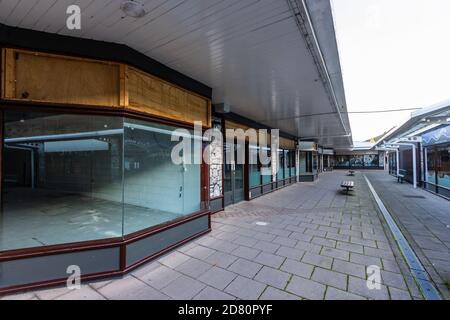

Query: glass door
left=224, top=142, right=245, bottom=206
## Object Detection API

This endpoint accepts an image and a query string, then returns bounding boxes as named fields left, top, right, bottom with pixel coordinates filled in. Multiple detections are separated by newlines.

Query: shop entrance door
left=224, top=142, right=245, bottom=206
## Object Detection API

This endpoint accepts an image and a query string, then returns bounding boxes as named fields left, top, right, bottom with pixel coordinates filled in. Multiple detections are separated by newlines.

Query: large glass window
left=249, top=145, right=261, bottom=188
left=261, top=147, right=272, bottom=185
left=2, top=111, right=123, bottom=251
left=312, top=153, right=318, bottom=173
left=363, top=154, right=379, bottom=167
left=437, top=144, right=450, bottom=188
left=1, top=111, right=202, bottom=252
left=299, top=152, right=311, bottom=173
left=349, top=155, right=363, bottom=168
left=284, top=150, right=290, bottom=179
left=289, top=151, right=296, bottom=177
left=277, top=149, right=285, bottom=181
left=335, top=155, right=349, bottom=168
left=426, top=148, right=436, bottom=184
left=123, top=119, right=201, bottom=235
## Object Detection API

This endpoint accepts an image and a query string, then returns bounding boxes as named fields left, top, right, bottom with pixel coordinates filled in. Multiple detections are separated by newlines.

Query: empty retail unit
left=0, top=0, right=351, bottom=293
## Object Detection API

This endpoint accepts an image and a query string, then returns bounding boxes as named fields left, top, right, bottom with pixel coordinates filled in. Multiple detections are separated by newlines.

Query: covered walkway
left=4, top=171, right=441, bottom=300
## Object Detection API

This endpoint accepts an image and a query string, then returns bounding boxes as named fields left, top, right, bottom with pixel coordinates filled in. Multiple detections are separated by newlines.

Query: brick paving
left=3, top=171, right=446, bottom=300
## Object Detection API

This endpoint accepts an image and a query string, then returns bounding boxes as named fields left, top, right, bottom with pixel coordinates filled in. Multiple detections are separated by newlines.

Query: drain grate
left=403, top=195, right=426, bottom=199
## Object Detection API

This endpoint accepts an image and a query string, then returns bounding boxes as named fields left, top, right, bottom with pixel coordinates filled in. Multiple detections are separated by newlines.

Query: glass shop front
left=423, top=125, right=450, bottom=199
left=1, top=110, right=205, bottom=252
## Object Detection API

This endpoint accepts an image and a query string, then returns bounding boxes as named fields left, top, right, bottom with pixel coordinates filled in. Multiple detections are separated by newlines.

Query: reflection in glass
left=284, top=150, right=290, bottom=178
left=1, top=111, right=202, bottom=251
left=437, top=144, right=450, bottom=188
left=262, top=147, right=272, bottom=185
left=249, top=145, right=261, bottom=188
left=123, top=119, right=201, bottom=235
left=2, top=111, right=124, bottom=251
left=277, top=150, right=284, bottom=181
left=289, top=151, right=296, bottom=177
left=299, top=152, right=307, bottom=173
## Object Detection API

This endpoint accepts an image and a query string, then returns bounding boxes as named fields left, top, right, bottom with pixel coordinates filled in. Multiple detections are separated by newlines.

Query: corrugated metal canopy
left=0, top=0, right=352, bottom=149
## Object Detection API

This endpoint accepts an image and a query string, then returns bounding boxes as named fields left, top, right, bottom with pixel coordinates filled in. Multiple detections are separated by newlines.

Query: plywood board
left=128, top=67, right=210, bottom=127
left=3, top=48, right=121, bottom=107
left=279, top=137, right=296, bottom=150
left=1, top=48, right=211, bottom=127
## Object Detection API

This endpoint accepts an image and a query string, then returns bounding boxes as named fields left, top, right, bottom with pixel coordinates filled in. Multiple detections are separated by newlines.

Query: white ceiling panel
left=0, top=0, right=352, bottom=148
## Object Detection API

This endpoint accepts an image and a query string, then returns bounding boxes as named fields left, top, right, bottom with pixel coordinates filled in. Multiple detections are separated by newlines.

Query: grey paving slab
left=133, top=264, right=182, bottom=290
left=204, top=251, right=239, bottom=269
left=197, top=266, right=237, bottom=290
left=276, top=246, right=305, bottom=260
left=161, top=275, right=206, bottom=300
left=193, top=286, right=236, bottom=300
left=273, top=236, right=297, bottom=248
left=280, top=259, right=314, bottom=279
left=286, top=276, right=326, bottom=300
left=302, top=252, right=333, bottom=269
left=311, top=267, right=348, bottom=290
left=321, top=247, right=350, bottom=261
left=253, top=240, right=281, bottom=254
left=184, top=245, right=217, bottom=260
left=254, top=266, right=291, bottom=289
left=388, top=287, right=412, bottom=300
left=0, top=292, right=37, bottom=301
left=175, top=258, right=213, bottom=278
left=348, top=276, right=390, bottom=300
left=231, top=245, right=261, bottom=260
left=259, top=287, right=301, bottom=300
left=325, top=287, right=366, bottom=300
left=254, top=252, right=286, bottom=269
left=98, top=276, right=169, bottom=300
left=227, top=258, right=263, bottom=278
left=332, top=259, right=367, bottom=279
left=295, top=240, right=322, bottom=254
left=224, top=276, right=266, bottom=300
left=2, top=171, right=432, bottom=300
left=158, top=251, right=191, bottom=269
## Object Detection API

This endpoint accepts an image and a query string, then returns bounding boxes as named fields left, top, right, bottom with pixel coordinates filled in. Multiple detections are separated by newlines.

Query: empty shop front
left=0, top=47, right=211, bottom=293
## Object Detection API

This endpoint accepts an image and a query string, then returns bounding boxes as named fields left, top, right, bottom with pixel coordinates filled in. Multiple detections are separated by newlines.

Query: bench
left=341, top=181, right=355, bottom=194
left=397, top=169, right=407, bottom=183
left=348, top=170, right=355, bottom=176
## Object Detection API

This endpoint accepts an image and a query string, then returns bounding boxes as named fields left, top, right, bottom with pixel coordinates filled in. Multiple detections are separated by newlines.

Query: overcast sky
left=331, top=0, right=450, bottom=142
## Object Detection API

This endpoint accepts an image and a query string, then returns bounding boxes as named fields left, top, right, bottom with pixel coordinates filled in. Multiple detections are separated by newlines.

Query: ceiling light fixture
left=120, top=1, right=147, bottom=18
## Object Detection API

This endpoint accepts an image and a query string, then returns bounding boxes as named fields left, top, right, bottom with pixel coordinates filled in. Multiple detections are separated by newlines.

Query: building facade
left=0, top=0, right=352, bottom=294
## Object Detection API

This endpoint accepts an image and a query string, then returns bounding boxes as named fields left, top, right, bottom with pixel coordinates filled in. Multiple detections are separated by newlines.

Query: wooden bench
left=348, top=170, right=355, bottom=176
left=397, top=169, right=407, bottom=183
left=341, top=181, right=355, bottom=194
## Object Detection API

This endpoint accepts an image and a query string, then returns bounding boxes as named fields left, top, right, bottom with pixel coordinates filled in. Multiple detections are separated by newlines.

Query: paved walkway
left=365, top=172, right=450, bottom=299
left=2, top=171, right=442, bottom=300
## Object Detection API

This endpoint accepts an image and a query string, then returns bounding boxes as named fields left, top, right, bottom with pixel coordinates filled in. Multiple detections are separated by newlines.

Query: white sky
left=331, top=0, right=450, bottom=142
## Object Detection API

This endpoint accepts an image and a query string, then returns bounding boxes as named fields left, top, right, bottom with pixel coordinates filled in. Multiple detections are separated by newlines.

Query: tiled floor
left=2, top=171, right=448, bottom=300
left=0, top=188, right=182, bottom=251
